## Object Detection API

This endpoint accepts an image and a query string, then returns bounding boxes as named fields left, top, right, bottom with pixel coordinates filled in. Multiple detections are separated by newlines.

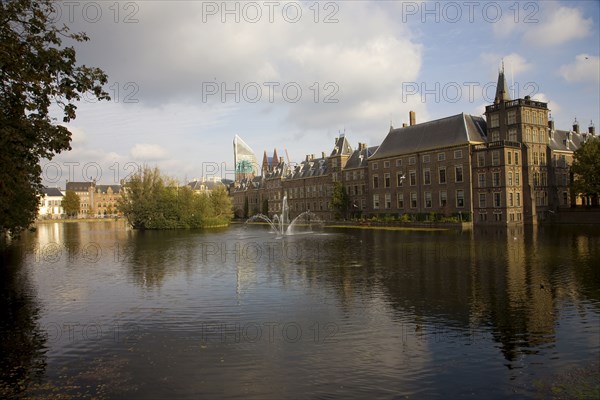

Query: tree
left=243, top=196, right=249, bottom=219
left=330, top=182, right=349, bottom=220
left=61, top=190, right=80, bottom=218
left=1, top=0, right=109, bottom=236
left=571, top=139, right=600, bottom=206
left=118, top=166, right=233, bottom=229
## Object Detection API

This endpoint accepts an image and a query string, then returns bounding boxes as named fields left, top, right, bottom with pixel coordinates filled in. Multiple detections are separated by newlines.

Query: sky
left=42, top=0, right=600, bottom=187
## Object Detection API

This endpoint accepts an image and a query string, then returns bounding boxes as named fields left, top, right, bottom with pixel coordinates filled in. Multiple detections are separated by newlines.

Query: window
left=384, top=173, right=391, bottom=188
left=515, top=172, right=520, bottom=186
left=540, top=152, right=546, bottom=166
left=477, top=153, right=485, bottom=167
left=422, top=154, right=430, bottom=163
left=508, top=128, right=517, bottom=142
left=493, top=172, right=501, bottom=187
left=396, top=159, right=402, bottom=167
left=456, top=190, right=465, bottom=208
left=525, top=110, right=530, bottom=123
left=509, top=193, right=514, bottom=207
left=562, top=192, right=568, bottom=206
left=534, top=172, right=540, bottom=186
left=515, top=152, right=519, bottom=165
left=508, top=172, right=513, bottom=186
left=410, top=192, right=417, bottom=208
left=383, top=161, right=390, bottom=168
left=409, top=156, right=416, bottom=165
left=454, top=150, right=463, bottom=159
left=373, top=175, right=379, bottom=189
left=424, top=192, right=432, bottom=208
left=438, top=153, right=446, bottom=161
left=507, top=152, right=512, bottom=165
left=534, top=151, right=539, bottom=165
left=525, top=127, right=531, bottom=142
left=478, top=173, right=486, bottom=188
left=397, top=172, right=405, bottom=187
left=494, top=193, right=501, bottom=207
left=492, top=151, right=500, bottom=166
left=373, top=194, right=379, bottom=209
left=372, top=162, right=378, bottom=170
left=455, top=166, right=463, bottom=183
left=507, top=110, right=516, bottom=124
left=532, top=128, right=538, bottom=143
left=385, top=193, right=391, bottom=209
left=495, top=213, right=502, bottom=222
left=424, top=169, right=431, bottom=185
left=491, top=131, right=500, bottom=141
left=397, top=193, right=404, bottom=208
left=439, top=168, right=447, bottom=184
left=490, top=114, right=499, bottom=128
left=409, top=171, right=417, bottom=186
left=479, top=193, right=486, bottom=208
left=440, top=191, right=447, bottom=207
left=541, top=172, right=547, bottom=186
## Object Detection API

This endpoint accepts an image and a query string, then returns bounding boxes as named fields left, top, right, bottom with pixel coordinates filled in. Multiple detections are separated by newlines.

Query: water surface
left=1, top=221, right=599, bottom=398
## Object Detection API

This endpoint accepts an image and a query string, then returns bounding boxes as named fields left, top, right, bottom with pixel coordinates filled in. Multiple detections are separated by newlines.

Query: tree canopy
left=61, top=190, right=80, bottom=217
left=330, top=182, right=349, bottom=220
left=1, top=0, right=109, bottom=236
left=118, top=166, right=233, bottom=230
left=571, top=139, right=600, bottom=202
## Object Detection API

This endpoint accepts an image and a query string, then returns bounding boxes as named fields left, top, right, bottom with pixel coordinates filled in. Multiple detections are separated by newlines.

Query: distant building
left=38, top=187, right=64, bottom=219
left=230, top=69, right=595, bottom=224
left=233, top=135, right=259, bottom=183
left=65, top=181, right=123, bottom=218
left=187, top=177, right=226, bottom=194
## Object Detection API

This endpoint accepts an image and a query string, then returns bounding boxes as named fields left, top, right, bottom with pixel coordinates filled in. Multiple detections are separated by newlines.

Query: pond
left=1, top=221, right=599, bottom=399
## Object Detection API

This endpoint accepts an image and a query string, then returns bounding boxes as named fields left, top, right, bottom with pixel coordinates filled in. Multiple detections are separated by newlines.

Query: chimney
left=402, top=123, right=408, bottom=128
left=311, top=154, right=314, bottom=161
left=573, top=118, right=579, bottom=134
left=589, top=121, right=595, bottom=136
left=306, top=154, right=310, bottom=162
left=548, top=118, right=555, bottom=139
left=321, top=152, right=326, bottom=159
left=409, top=111, right=416, bottom=126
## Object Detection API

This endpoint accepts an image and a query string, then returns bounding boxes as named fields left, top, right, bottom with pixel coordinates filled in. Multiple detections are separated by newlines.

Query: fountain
left=246, top=195, right=322, bottom=236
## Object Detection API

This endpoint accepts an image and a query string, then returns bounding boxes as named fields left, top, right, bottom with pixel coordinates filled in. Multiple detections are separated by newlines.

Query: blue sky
left=43, top=0, right=600, bottom=187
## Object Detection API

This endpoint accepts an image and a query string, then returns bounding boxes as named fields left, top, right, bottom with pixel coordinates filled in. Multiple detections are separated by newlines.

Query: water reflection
left=0, top=222, right=598, bottom=399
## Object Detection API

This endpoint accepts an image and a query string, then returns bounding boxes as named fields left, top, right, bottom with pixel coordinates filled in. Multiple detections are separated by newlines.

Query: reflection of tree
left=0, top=244, right=47, bottom=397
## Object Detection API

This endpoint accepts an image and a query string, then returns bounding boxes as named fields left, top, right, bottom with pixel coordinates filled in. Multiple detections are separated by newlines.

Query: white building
left=38, top=187, right=64, bottom=219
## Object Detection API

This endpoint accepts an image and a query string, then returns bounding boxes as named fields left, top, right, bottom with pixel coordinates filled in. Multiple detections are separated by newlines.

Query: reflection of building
left=233, top=135, right=259, bottom=183
left=38, top=187, right=64, bottom=219
left=231, top=69, right=596, bottom=224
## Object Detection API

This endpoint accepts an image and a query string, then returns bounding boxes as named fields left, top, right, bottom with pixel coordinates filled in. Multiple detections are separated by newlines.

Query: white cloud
left=523, top=6, right=592, bottom=47
left=130, top=144, right=168, bottom=161
left=559, top=54, right=600, bottom=83
left=481, top=52, right=533, bottom=76
left=531, top=93, right=561, bottom=114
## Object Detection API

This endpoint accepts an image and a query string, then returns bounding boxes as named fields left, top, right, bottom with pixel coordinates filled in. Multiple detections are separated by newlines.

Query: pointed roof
left=272, top=148, right=279, bottom=167
left=495, top=63, right=511, bottom=103
left=369, top=113, right=487, bottom=160
left=330, top=135, right=353, bottom=156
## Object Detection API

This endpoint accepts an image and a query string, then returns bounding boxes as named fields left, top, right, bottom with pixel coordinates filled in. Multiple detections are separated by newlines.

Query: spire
left=262, top=150, right=269, bottom=175
left=494, top=61, right=511, bottom=103
left=272, top=148, right=279, bottom=167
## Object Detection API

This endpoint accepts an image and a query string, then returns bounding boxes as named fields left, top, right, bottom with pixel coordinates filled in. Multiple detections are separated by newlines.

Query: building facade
left=38, top=187, right=64, bottom=219
left=231, top=71, right=595, bottom=225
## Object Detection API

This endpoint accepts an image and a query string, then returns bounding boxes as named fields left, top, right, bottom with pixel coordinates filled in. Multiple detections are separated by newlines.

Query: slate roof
left=369, top=113, right=487, bottom=160
left=42, top=187, right=63, bottom=197
left=289, top=157, right=328, bottom=179
left=549, top=129, right=589, bottom=152
left=345, top=146, right=379, bottom=169
left=96, top=185, right=121, bottom=194
left=330, top=135, right=353, bottom=156
left=66, top=181, right=93, bottom=192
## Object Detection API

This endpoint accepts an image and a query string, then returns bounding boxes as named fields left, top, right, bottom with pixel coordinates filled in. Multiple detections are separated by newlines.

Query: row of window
left=372, top=150, right=463, bottom=170
left=478, top=212, right=523, bottom=222
left=489, top=110, right=546, bottom=128
left=478, top=171, right=521, bottom=188
left=373, top=190, right=465, bottom=210
left=477, top=192, right=522, bottom=208
left=476, top=150, right=520, bottom=167
left=373, top=166, right=464, bottom=188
